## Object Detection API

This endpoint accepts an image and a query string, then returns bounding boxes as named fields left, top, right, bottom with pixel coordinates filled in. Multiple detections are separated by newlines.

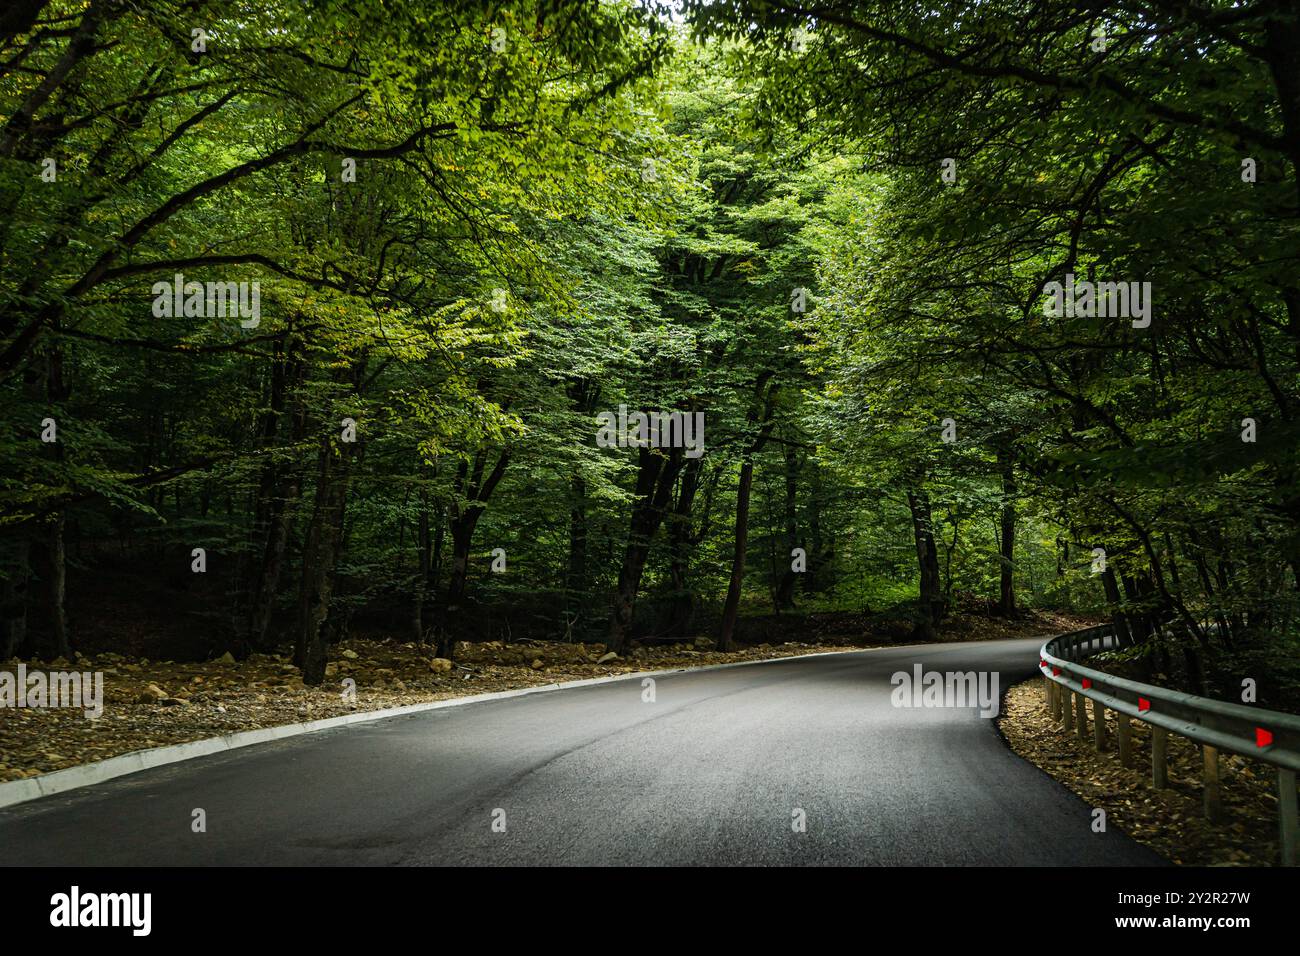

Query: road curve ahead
left=0, top=636, right=1164, bottom=866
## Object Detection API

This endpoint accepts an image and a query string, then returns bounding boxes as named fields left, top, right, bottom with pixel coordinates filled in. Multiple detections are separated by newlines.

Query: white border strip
left=0, top=648, right=867, bottom=810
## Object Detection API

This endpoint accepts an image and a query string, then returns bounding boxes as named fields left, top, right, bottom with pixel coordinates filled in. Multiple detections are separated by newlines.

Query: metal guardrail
left=1039, top=625, right=1300, bottom=866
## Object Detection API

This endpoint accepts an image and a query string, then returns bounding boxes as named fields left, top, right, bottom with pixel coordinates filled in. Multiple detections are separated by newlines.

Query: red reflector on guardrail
left=1257, top=728, right=1274, bottom=748
left=1082, top=678, right=1092, bottom=689
left=1139, top=698, right=1150, bottom=712
left=1052, top=667, right=1060, bottom=676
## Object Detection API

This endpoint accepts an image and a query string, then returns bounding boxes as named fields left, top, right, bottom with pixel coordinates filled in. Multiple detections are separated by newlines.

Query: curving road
left=0, top=637, right=1165, bottom=866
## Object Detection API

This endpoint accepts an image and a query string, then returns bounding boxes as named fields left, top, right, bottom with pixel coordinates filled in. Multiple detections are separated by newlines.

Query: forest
left=2, top=0, right=1298, bottom=708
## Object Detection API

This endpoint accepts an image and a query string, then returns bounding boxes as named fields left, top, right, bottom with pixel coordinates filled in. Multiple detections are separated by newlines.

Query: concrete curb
left=0, top=647, right=868, bottom=811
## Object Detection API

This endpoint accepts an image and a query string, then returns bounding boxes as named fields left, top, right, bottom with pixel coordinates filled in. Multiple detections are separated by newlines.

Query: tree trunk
left=436, top=513, right=476, bottom=658
left=717, top=458, right=756, bottom=652
left=295, top=432, right=354, bottom=685
left=246, top=475, right=301, bottom=654
left=907, top=489, right=944, bottom=640
left=28, top=341, right=69, bottom=660
left=566, top=475, right=588, bottom=623
left=413, top=490, right=432, bottom=643
left=664, top=457, right=702, bottom=638
left=717, top=379, right=778, bottom=651
left=607, top=447, right=684, bottom=654
left=435, top=450, right=510, bottom=659
left=806, top=477, right=828, bottom=594
left=243, top=344, right=306, bottom=656
left=29, top=514, right=69, bottom=660
left=444, top=515, right=475, bottom=606
left=998, top=455, right=1017, bottom=616
left=774, top=442, right=799, bottom=610
left=564, top=379, right=599, bottom=639
left=0, top=541, right=28, bottom=659
left=1100, top=565, right=1133, bottom=647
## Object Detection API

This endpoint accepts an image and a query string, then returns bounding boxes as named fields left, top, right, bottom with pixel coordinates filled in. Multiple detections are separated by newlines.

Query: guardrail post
left=1202, top=745, right=1223, bottom=822
left=1279, top=769, right=1297, bottom=867
left=1116, top=713, right=1132, bottom=767
left=1049, top=682, right=1059, bottom=720
left=1074, top=692, right=1088, bottom=741
left=1152, top=727, right=1168, bottom=789
left=1092, top=699, right=1106, bottom=752
left=1062, top=688, right=1074, bottom=731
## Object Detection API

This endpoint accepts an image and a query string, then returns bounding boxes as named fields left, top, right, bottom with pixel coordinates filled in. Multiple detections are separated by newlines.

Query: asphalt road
left=0, top=636, right=1165, bottom=866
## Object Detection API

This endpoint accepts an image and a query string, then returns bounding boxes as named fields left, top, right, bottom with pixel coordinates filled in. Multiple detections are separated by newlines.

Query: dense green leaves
left=3, top=2, right=1298, bottom=698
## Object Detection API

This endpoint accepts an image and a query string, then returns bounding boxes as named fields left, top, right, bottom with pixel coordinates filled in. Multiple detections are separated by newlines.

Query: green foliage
left=3, top=2, right=1298, bottom=685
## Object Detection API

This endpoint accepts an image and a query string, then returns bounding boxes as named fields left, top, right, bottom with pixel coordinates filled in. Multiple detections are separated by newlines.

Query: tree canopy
left=3, top=0, right=1298, bottom=704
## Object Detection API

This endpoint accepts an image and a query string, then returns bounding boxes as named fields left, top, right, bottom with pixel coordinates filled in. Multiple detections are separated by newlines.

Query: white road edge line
left=0, top=647, right=873, bottom=810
